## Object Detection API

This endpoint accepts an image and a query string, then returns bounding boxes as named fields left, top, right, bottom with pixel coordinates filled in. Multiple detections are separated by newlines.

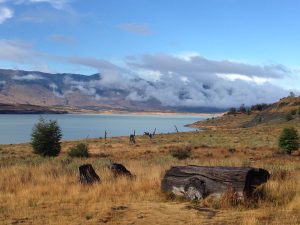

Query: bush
left=228, top=107, right=236, bottom=114
left=68, top=143, right=89, bottom=158
left=278, top=127, right=299, bottom=155
left=239, top=104, right=247, bottom=113
left=250, top=103, right=270, bottom=111
left=170, top=145, right=192, bottom=160
left=258, top=117, right=262, bottom=123
left=31, top=118, right=62, bottom=157
left=285, top=113, right=293, bottom=121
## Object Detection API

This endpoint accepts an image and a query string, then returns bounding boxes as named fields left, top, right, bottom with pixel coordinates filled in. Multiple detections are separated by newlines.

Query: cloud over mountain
left=67, top=54, right=290, bottom=108
left=0, top=37, right=293, bottom=109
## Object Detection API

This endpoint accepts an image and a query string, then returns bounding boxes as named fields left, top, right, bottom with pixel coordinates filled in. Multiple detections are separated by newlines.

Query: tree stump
left=79, top=164, right=101, bottom=184
left=108, top=162, right=134, bottom=178
left=129, top=135, right=136, bottom=144
left=161, top=165, right=270, bottom=200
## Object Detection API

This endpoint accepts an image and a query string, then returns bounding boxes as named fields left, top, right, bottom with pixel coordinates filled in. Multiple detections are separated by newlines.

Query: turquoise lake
left=0, top=114, right=209, bottom=144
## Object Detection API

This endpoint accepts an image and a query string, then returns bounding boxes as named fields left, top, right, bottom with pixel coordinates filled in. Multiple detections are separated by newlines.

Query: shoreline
left=0, top=103, right=226, bottom=117
left=0, top=110, right=225, bottom=117
left=68, top=111, right=225, bottom=117
left=0, top=129, right=203, bottom=146
left=0, top=111, right=217, bottom=145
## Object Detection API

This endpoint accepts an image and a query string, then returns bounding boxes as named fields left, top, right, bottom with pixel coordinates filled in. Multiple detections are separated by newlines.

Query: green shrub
left=258, top=117, right=262, bottom=123
left=290, top=109, right=297, bottom=115
left=228, top=107, right=236, bottom=114
left=285, top=113, right=293, bottom=121
left=239, top=104, right=247, bottom=113
left=68, top=143, right=89, bottom=158
left=278, top=127, right=299, bottom=155
left=31, top=118, right=62, bottom=157
left=170, top=145, right=192, bottom=160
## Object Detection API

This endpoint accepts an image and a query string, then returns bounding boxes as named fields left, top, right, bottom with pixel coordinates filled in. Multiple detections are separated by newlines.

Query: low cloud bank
left=12, top=74, right=44, bottom=81
left=66, top=54, right=291, bottom=108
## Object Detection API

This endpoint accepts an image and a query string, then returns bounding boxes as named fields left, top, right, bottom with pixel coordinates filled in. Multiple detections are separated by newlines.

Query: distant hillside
left=0, top=103, right=67, bottom=114
left=190, top=96, right=300, bottom=129
left=244, top=96, right=300, bottom=127
left=0, top=69, right=225, bottom=113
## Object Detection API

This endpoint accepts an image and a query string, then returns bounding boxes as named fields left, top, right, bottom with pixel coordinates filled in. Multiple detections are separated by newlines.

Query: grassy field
left=0, top=120, right=300, bottom=224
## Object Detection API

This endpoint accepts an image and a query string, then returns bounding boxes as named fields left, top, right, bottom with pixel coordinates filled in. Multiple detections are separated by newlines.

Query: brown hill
left=191, top=96, right=300, bottom=129
left=0, top=103, right=67, bottom=114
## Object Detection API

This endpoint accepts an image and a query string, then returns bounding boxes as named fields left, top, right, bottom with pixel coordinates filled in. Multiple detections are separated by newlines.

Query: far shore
left=0, top=103, right=226, bottom=117
left=66, top=109, right=226, bottom=117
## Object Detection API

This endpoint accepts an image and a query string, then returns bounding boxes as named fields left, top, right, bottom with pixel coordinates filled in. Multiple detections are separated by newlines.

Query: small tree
left=68, top=143, right=89, bottom=158
left=239, top=104, right=247, bottom=113
left=31, top=118, right=62, bottom=156
left=289, top=91, right=296, bottom=97
left=278, top=127, right=299, bottom=155
left=286, top=113, right=293, bottom=121
left=228, top=107, right=236, bottom=114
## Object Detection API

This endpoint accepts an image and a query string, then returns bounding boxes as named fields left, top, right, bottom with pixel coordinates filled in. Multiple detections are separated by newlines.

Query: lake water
left=0, top=114, right=209, bottom=144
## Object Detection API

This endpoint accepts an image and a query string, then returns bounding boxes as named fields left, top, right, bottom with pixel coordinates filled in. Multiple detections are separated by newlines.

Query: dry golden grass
left=0, top=124, right=300, bottom=224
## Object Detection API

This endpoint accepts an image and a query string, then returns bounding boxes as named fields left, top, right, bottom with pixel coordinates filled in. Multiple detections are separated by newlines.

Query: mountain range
left=0, top=69, right=226, bottom=113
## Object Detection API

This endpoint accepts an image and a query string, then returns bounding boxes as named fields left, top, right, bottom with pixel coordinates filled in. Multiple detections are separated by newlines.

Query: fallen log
left=161, top=165, right=270, bottom=200
left=79, top=164, right=101, bottom=184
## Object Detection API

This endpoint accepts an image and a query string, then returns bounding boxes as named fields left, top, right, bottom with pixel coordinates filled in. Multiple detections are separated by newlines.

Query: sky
left=0, top=0, right=300, bottom=107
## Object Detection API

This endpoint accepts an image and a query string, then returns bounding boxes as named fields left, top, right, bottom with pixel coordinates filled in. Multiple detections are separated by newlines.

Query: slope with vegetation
left=191, top=96, right=300, bottom=129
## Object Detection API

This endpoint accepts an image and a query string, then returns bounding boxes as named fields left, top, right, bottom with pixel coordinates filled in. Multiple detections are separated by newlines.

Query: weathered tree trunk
left=161, top=165, right=270, bottom=200
left=79, top=164, right=101, bottom=184
left=129, top=134, right=136, bottom=144
left=174, top=125, right=179, bottom=133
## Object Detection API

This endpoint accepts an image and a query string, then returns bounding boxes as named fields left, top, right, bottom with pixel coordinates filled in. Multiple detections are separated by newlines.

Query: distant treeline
left=227, top=103, right=271, bottom=115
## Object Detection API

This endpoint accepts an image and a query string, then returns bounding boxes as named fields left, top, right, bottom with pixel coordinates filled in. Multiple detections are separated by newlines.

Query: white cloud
left=118, top=23, right=152, bottom=35
left=0, top=39, right=35, bottom=62
left=29, top=0, right=69, bottom=10
left=0, top=39, right=54, bottom=68
left=49, top=34, right=76, bottom=45
left=32, top=62, right=53, bottom=73
left=0, top=41, right=294, bottom=108
left=123, top=54, right=291, bottom=107
left=12, top=74, right=44, bottom=81
left=176, top=52, right=200, bottom=61
left=217, top=73, right=270, bottom=84
left=0, top=7, right=13, bottom=24
left=65, top=54, right=292, bottom=108
left=127, top=54, right=289, bottom=79
left=13, top=0, right=70, bottom=10
left=68, top=56, right=136, bottom=87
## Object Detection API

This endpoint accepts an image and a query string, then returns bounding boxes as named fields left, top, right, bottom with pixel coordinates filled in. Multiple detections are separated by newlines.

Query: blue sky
left=0, top=0, right=300, bottom=94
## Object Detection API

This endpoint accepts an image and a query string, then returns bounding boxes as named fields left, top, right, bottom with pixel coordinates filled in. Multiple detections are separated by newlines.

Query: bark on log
left=161, top=165, right=270, bottom=200
left=79, top=164, right=101, bottom=184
